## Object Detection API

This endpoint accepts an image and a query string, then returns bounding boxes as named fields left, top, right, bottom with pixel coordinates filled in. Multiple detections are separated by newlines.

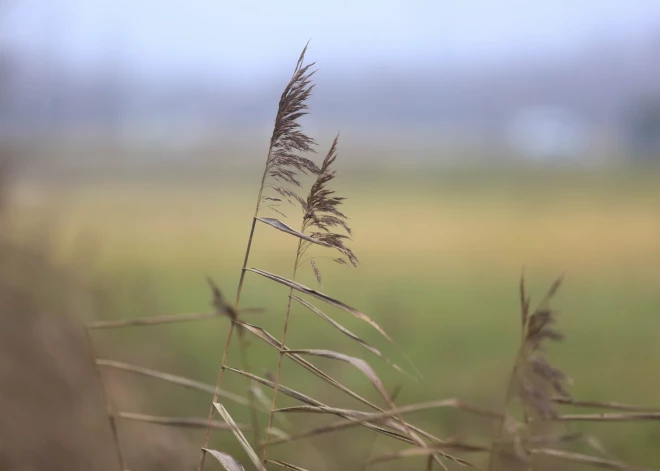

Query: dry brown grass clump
left=0, top=155, right=197, bottom=471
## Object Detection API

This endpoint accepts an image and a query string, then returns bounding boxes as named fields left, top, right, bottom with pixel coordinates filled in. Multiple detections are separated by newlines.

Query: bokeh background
left=1, top=1, right=659, bottom=470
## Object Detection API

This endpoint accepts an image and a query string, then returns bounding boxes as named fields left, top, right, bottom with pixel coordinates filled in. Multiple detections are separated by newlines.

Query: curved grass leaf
left=232, top=323, right=442, bottom=447
left=275, top=398, right=501, bottom=421
left=86, top=307, right=261, bottom=329
left=291, top=295, right=411, bottom=379
left=366, top=443, right=488, bottom=466
left=213, top=403, right=266, bottom=471
left=285, top=349, right=453, bottom=467
left=550, top=412, right=660, bottom=422
left=87, top=311, right=216, bottom=329
left=202, top=448, right=246, bottom=471
left=256, top=217, right=330, bottom=247
left=552, top=397, right=660, bottom=412
left=269, top=405, right=424, bottom=448
left=276, top=405, right=372, bottom=416
left=268, top=399, right=500, bottom=448
left=266, top=460, right=310, bottom=471
left=96, top=359, right=251, bottom=407
left=225, top=367, right=414, bottom=446
left=266, top=413, right=406, bottom=448
left=282, top=349, right=462, bottom=469
left=236, top=321, right=381, bottom=411
left=246, top=267, right=421, bottom=378
left=117, top=412, right=244, bottom=431
left=247, top=268, right=392, bottom=341
left=286, top=349, right=392, bottom=406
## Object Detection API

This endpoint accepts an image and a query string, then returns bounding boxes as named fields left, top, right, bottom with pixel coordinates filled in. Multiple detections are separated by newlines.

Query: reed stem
left=262, top=238, right=303, bottom=462
left=198, top=44, right=316, bottom=469
left=487, top=344, right=525, bottom=471
left=198, top=167, right=268, bottom=471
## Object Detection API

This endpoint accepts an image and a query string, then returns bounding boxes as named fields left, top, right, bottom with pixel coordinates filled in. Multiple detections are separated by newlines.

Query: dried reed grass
left=71, top=44, right=660, bottom=471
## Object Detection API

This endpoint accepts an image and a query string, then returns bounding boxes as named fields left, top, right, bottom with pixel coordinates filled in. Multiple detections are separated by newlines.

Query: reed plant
left=79, top=44, right=660, bottom=471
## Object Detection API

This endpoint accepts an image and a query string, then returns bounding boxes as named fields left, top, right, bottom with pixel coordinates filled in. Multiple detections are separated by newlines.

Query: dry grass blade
left=202, top=448, right=246, bottom=471
left=226, top=367, right=320, bottom=406
left=236, top=320, right=383, bottom=411
left=213, top=403, right=266, bottom=471
left=116, top=412, right=246, bottom=431
left=249, top=269, right=422, bottom=392
left=275, top=398, right=501, bottom=421
left=247, top=339, right=440, bottom=444
left=266, top=416, right=409, bottom=448
left=552, top=397, right=660, bottom=412
left=365, top=442, right=487, bottom=466
left=266, top=460, right=310, bottom=471
left=291, top=295, right=410, bottom=378
left=225, top=368, right=415, bottom=446
left=247, top=268, right=392, bottom=342
left=86, top=308, right=263, bottom=329
left=267, top=399, right=498, bottom=448
left=271, top=404, right=449, bottom=456
left=251, top=268, right=428, bottom=460
left=494, top=431, right=583, bottom=447
left=96, top=359, right=251, bottom=407
left=87, top=312, right=215, bottom=329
left=237, top=318, right=441, bottom=458
left=284, top=349, right=453, bottom=467
left=529, top=448, right=659, bottom=471
left=256, top=217, right=331, bottom=246
left=286, top=349, right=395, bottom=408
left=550, top=412, right=660, bottom=422
left=276, top=405, right=379, bottom=415
left=271, top=404, right=416, bottom=443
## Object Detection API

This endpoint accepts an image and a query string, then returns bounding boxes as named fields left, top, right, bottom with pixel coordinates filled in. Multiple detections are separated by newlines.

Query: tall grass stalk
left=197, top=42, right=318, bottom=471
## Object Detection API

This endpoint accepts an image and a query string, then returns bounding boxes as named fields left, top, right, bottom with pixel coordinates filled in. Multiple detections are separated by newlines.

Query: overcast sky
left=4, top=0, right=660, bottom=79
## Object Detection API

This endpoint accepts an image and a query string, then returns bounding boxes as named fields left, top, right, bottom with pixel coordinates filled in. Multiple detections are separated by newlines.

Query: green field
left=12, top=165, right=660, bottom=468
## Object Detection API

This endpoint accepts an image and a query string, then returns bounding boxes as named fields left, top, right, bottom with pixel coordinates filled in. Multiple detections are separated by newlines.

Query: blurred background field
left=2, top=0, right=660, bottom=469
left=7, top=162, right=660, bottom=467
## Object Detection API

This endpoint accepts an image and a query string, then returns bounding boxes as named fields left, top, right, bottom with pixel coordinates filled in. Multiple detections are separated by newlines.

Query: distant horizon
left=3, top=1, right=659, bottom=164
